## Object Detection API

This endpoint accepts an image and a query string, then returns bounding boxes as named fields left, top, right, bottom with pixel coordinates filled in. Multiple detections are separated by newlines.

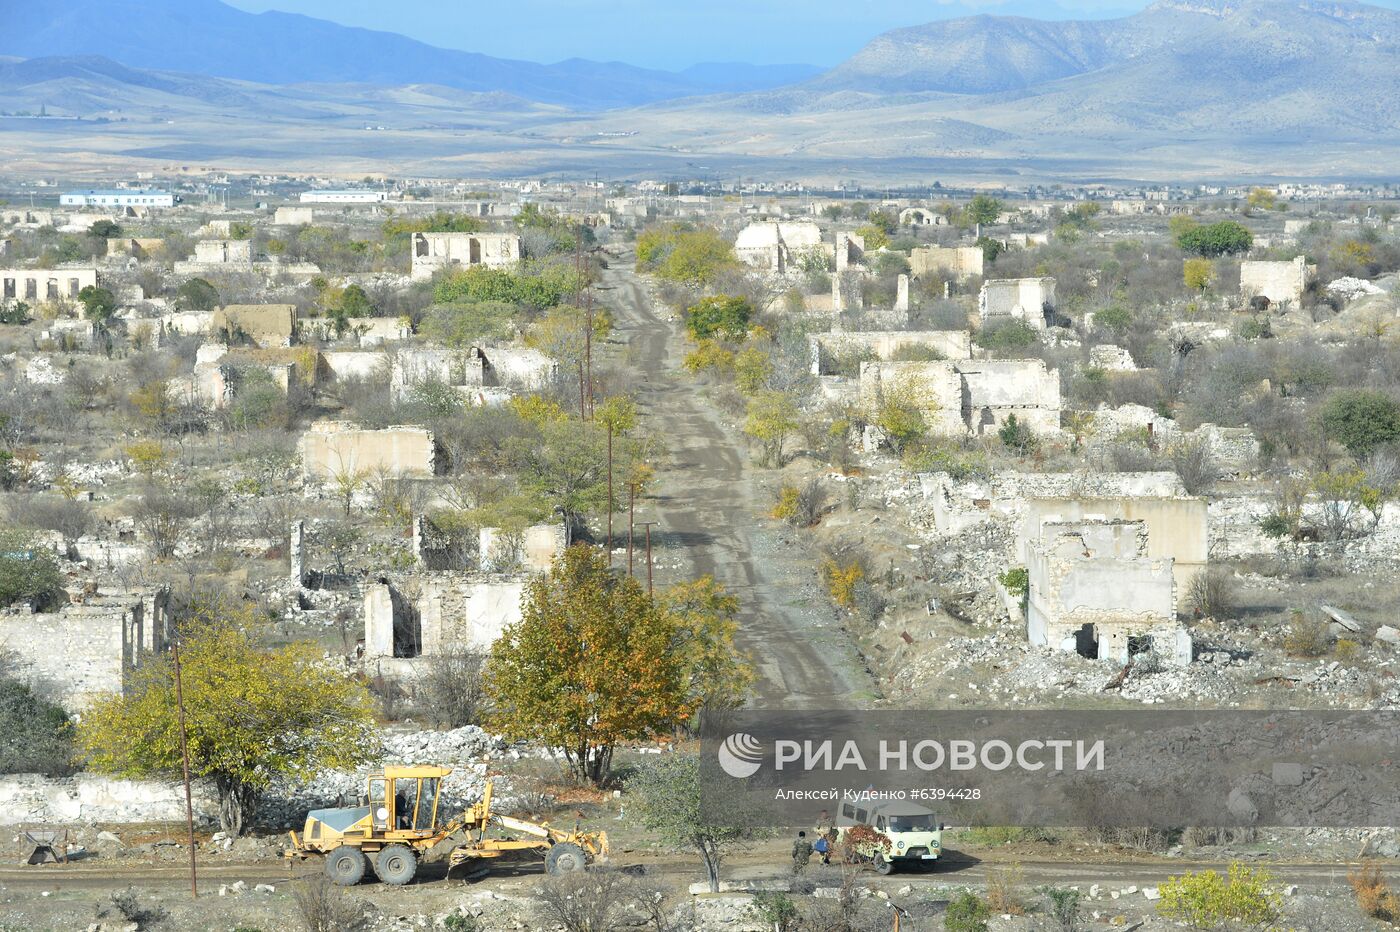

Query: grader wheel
left=376, top=844, right=419, bottom=886
left=326, top=846, right=367, bottom=886
left=545, top=842, right=587, bottom=875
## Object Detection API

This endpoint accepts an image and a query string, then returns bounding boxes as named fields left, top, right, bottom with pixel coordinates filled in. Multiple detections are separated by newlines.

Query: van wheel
left=326, top=846, right=367, bottom=886
left=872, top=852, right=894, bottom=875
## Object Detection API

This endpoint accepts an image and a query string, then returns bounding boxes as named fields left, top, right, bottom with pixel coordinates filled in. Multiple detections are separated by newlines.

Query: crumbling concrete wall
left=0, top=267, right=97, bottom=302
left=273, top=206, right=316, bottom=226
left=959, top=359, right=1061, bottom=436
left=1017, top=496, right=1208, bottom=592
left=734, top=221, right=824, bottom=273
left=391, top=346, right=555, bottom=403
left=322, top=350, right=388, bottom=383
left=1239, top=256, right=1310, bottom=307
left=1026, top=519, right=1189, bottom=665
left=364, top=575, right=527, bottom=657
left=910, top=245, right=983, bottom=281
left=809, top=330, right=971, bottom=375
left=410, top=232, right=521, bottom=280
left=211, top=304, right=297, bottom=348
left=858, top=361, right=966, bottom=436
left=978, top=277, right=1056, bottom=329
left=0, top=590, right=168, bottom=710
left=106, top=238, right=165, bottom=259
left=920, top=470, right=1187, bottom=536
left=192, top=239, right=252, bottom=266
left=479, top=524, right=567, bottom=572
left=300, top=421, right=437, bottom=480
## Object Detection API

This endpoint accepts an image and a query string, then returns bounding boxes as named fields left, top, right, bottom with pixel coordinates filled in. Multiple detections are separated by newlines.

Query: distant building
left=410, top=232, right=522, bottom=280
left=60, top=190, right=176, bottom=208
left=299, top=190, right=387, bottom=204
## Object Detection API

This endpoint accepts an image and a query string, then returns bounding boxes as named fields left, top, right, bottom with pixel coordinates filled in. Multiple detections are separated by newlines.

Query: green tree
left=434, top=264, right=583, bottom=311
left=1246, top=187, right=1277, bottom=211
left=1157, top=863, right=1282, bottom=930
left=964, top=195, right=1003, bottom=233
left=1320, top=390, right=1400, bottom=457
left=636, top=226, right=736, bottom=287
left=79, top=603, right=375, bottom=835
left=487, top=546, right=694, bottom=784
left=175, top=278, right=220, bottom=312
left=77, top=285, right=118, bottom=322
left=420, top=301, right=515, bottom=346
left=1177, top=221, right=1253, bottom=258
left=0, top=532, right=64, bottom=610
left=88, top=219, right=122, bottom=239
left=0, top=675, right=74, bottom=775
left=628, top=754, right=760, bottom=893
left=685, top=295, right=751, bottom=341
left=1094, top=305, right=1133, bottom=334
left=743, top=390, right=800, bottom=467
left=875, top=374, right=928, bottom=453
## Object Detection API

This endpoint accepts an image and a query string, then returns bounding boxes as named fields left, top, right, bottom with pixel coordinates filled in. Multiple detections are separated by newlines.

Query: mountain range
left=0, top=0, right=821, bottom=109
left=3, top=0, right=1400, bottom=180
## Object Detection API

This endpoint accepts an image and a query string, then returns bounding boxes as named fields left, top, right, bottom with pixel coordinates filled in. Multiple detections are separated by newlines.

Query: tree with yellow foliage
left=79, top=602, right=374, bottom=835
left=488, top=546, right=704, bottom=784
left=1183, top=257, right=1215, bottom=294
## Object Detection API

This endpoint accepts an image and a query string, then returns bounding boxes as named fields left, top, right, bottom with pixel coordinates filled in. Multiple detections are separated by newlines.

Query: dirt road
left=597, top=254, right=875, bottom=708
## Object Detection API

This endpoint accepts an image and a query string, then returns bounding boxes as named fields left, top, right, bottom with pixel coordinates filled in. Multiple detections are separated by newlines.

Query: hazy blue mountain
left=0, top=0, right=816, bottom=109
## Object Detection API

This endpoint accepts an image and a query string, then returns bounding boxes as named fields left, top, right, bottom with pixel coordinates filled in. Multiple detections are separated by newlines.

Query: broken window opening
left=1073, top=623, right=1098, bottom=659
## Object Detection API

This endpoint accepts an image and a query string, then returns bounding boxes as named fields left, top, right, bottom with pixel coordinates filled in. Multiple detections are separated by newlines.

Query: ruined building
left=1025, top=519, right=1191, bottom=666
left=978, top=277, right=1057, bottom=329
left=734, top=221, right=824, bottom=273
left=409, top=232, right=522, bottom=280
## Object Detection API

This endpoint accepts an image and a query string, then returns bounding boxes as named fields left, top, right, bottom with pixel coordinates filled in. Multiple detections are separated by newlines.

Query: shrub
left=888, top=343, right=945, bottom=362
left=416, top=647, right=487, bottom=728
left=1157, top=863, right=1282, bottom=930
left=986, top=863, right=1026, bottom=915
left=998, top=414, right=1039, bottom=455
left=749, top=891, right=800, bottom=932
left=684, top=295, right=752, bottom=341
left=1036, top=886, right=1082, bottom=932
left=106, top=887, right=168, bottom=929
left=1321, top=389, right=1400, bottom=458
left=1186, top=568, right=1235, bottom=620
left=1349, top=863, right=1399, bottom=922
left=998, top=567, right=1028, bottom=598
left=0, top=533, right=64, bottom=610
left=1282, top=611, right=1332, bottom=658
left=0, top=676, right=75, bottom=775
left=822, top=560, right=864, bottom=609
left=292, top=874, right=365, bottom=932
left=976, top=319, right=1039, bottom=351
left=1170, top=439, right=1220, bottom=495
left=770, top=479, right=823, bottom=528
left=944, top=890, right=991, bottom=932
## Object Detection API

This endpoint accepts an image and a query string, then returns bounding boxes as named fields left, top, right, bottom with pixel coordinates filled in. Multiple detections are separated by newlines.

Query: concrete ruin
left=173, top=238, right=253, bottom=274
left=1025, top=519, right=1191, bottom=666
left=1016, top=495, right=1208, bottom=592
left=910, top=245, right=984, bottom=281
left=898, top=207, right=945, bottom=227
left=858, top=358, right=1062, bottom=438
left=1239, top=256, right=1311, bottom=308
left=390, top=346, right=556, bottom=404
left=409, top=232, right=522, bottom=280
left=733, top=221, right=823, bottom=273
left=363, top=574, right=526, bottom=657
left=0, top=267, right=98, bottom=303
left=978, top=277, right=1056, bottom=329
left=300, top=421, right=438, bottom=480
left=105, top=238, right=165, bottom=259
left=211, top=304, right=297, bottom=348
left=0, top=588, right=170, bottom=710
left=834, top=232, right=865, bottom=272
left=809, top=330, right=972, bottom=375
left=273, top=206, right=316, bottom=225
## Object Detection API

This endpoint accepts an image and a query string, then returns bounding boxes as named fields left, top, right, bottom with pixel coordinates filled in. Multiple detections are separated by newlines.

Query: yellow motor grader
left=285, top=765, right=608, bottom=886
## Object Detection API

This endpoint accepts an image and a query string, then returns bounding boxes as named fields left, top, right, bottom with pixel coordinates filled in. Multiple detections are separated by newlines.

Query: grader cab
left=286, top=767, right=607, bottom=886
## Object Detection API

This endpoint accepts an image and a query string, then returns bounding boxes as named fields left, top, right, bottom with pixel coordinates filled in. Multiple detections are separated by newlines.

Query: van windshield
left=887, top=814, right=937, bottom=833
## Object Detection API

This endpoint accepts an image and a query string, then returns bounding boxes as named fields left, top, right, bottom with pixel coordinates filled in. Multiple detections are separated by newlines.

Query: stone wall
left=0, top=774, right=216, bottom=825
left=410, top=232, right=521, bottom=280
left=910, top=245, right=983, bottom=281
left=0, top=267, right=97, bottom=302
left=978, top=277, right=1056, bottom=329
left=1239, top=256, right=1309, bottom=307
left=364, top=574, right=528, bottom=657
left=300, top=421, right=437, bottom=480
left=211, top=304, right=297, bottom=348
left=808, top=330, right=972, bottom=375
left=857, top=361, right=966, bottom=436
left=959, top=359, right=1061, bottom=436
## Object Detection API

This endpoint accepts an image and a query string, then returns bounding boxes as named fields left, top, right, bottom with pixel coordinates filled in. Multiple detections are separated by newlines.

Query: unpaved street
left=598, top=253, right=875, bottom=708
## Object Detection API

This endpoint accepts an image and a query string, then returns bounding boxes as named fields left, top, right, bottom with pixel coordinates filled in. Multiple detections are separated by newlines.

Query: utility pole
left=605, top=427, right=613, bottom=566
left=639, top=521, right=658, bottom=596
left=171, top=640, right=198, bottom=899
left=627, top=482, right=638, bottom=576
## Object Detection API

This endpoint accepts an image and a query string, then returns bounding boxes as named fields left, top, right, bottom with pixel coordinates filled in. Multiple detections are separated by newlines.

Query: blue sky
left=223, top=0, right=1146, bottom=69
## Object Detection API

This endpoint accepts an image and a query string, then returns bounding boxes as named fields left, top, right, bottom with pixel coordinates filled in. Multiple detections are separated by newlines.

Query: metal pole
left=640, top=521, right=657, bottom=596
left=627, top=483, right=636, bottom=576
left=171, top=641, right=198, bottom=899
left=606, top=427, right=613, bottom=566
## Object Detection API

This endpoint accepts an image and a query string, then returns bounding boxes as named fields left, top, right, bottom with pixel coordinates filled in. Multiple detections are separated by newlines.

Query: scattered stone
left=255, top=883, right=275, bottom=894
left=1272, top=763, right=1304, bottom=787
left=1143, top=887, right=1160, bottom=900
left=1376, top=626, right=1400, bottom=646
